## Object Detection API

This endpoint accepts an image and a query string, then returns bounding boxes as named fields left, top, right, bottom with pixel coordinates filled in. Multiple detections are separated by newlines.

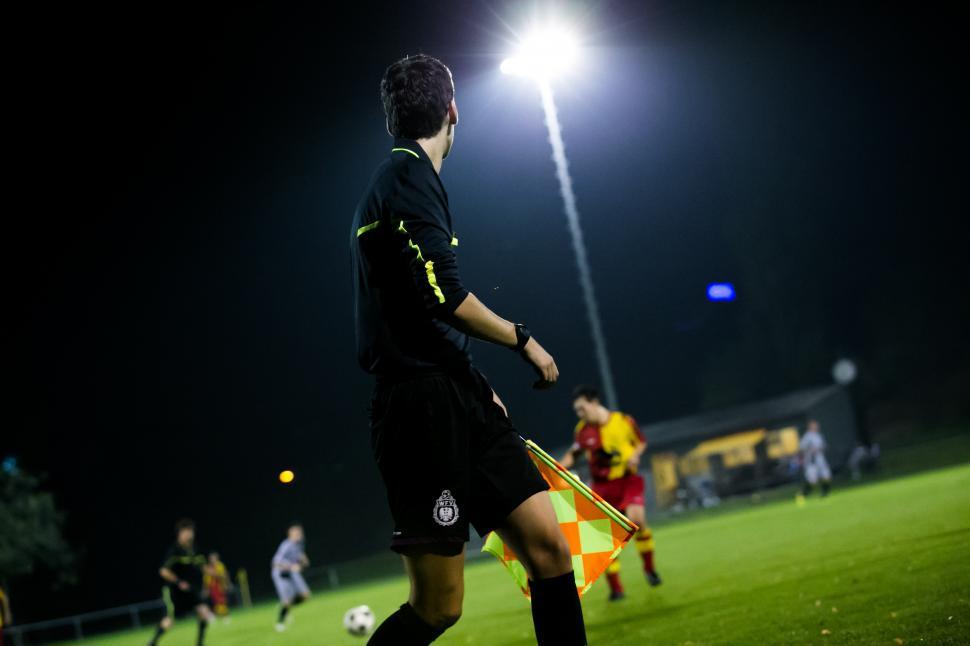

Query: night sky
left=7, top=1, right=968, bottom=620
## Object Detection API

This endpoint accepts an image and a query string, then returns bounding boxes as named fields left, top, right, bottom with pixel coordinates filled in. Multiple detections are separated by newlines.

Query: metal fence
left=2, top=599, right=165, bottom=646
left=2, top=550, right=434, bottom=645
left=2, top=568, right=254, bottom=645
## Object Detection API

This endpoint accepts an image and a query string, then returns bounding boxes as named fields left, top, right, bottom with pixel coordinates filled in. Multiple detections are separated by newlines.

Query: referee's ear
left=447, top=99, right=458, bottom=126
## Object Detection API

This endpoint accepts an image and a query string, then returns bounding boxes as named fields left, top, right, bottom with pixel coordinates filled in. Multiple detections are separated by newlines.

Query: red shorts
left=592, top=473, right=645, bottom=512
left=208, top=582, right=227, bottom=606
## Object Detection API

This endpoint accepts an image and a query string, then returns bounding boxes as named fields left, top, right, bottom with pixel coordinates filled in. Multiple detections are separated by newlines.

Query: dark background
left=6, top=1, right=968, bottom=620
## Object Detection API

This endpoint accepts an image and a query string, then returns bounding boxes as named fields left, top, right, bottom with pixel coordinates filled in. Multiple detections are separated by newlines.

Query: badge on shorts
left=433, top=490, right=459, bottom=526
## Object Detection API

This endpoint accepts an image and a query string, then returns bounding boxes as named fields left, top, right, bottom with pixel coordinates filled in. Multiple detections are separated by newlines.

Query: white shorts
left=804, top=455, right=832, bottom=484
left=272, top=569, right=310, bottom=603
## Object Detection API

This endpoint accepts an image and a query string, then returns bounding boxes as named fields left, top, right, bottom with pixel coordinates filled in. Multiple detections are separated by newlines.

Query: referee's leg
left=496, top=491, right=571, bottom=579
left=367, top=547, right=464, bottom=645
left=404, top=548, right=465, bottom=627
left=497, top=491, right=587, bottom=645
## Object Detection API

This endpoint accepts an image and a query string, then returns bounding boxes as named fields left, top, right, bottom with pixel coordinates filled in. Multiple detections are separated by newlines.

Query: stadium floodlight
left=500, top=27, right=619, bottom=409
left=832, top=358, right=858, bottom=385
left=500, top=28, right=579, bottom=80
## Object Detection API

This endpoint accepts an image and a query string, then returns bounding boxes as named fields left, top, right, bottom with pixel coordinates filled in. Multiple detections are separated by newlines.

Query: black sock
left=802, top=483, right=812, bottom=496
left=529, top=571, right=587, bottom=646
left=197, top=618, right=207, bottom=646
left=148, top=623, right=166, bottom=646
left=292, top=595, right=306, bottom=606
left=367, top=602, right=445, bottom=645
left=821, top=481, right=831, bottom=496
left=278, top=605, right=290, bottom=623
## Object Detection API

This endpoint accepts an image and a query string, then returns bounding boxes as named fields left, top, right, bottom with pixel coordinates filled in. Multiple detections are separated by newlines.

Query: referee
left=148, top=519, right=213, bottom=646
left=351, top=54, right=586, bottom=645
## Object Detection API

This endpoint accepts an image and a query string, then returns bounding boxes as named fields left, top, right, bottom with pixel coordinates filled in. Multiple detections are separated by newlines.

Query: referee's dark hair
left=174, top=517, right=195, bottom=533
left=572, top=385, right=601, bottom=402
left=380, top=54, right=454, bottom=140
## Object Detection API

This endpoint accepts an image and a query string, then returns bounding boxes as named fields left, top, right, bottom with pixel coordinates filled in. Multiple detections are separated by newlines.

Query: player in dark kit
left=148, top=519, right=214, bottom=646
left=351, top=54, right=587, bottom=645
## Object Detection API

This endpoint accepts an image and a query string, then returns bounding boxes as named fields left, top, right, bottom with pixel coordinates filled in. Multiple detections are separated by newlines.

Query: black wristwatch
left=513, top=323, right=531, bottom=352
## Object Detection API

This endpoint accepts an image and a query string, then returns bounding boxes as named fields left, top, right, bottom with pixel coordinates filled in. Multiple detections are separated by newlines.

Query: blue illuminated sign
left=707, top=283, right=735, bottom=301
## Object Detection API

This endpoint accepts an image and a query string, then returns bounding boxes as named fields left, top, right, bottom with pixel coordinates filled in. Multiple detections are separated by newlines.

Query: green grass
left=81, top=463, right=970, bottom=645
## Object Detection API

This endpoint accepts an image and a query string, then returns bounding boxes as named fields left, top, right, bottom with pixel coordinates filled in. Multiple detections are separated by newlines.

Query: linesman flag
left=483, top=439, right=638, bottom=598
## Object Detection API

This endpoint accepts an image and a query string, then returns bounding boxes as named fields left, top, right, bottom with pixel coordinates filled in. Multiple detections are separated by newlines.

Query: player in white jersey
left=799, top=420, right=832, bottom=497
left=272, top=523, right=311, bottom=632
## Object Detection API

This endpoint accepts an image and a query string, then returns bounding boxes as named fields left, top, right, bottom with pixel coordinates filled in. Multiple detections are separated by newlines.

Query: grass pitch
left=80, top=463, right=970, bottom=645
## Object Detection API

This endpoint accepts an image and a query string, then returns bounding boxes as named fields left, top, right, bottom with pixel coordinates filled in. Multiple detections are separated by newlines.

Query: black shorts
left=370, top=366, right=548, bottom=553
left=163, top=585, right=203, bottom=619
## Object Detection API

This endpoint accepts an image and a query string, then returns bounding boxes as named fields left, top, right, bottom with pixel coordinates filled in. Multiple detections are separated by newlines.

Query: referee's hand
left=522, top=337, right=559, bottom=389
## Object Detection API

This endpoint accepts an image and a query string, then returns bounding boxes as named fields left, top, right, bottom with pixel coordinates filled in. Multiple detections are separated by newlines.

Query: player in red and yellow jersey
left=204, top=552, right=232, bottom=621
left=560, top=385, right=662, bottom=600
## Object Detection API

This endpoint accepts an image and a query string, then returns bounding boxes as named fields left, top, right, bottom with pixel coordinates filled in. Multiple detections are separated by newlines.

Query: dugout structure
left=642, top=385, right=858, bottom=512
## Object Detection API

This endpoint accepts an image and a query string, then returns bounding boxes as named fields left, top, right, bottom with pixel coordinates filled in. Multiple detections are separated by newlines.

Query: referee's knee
left=413, top=600, right=462, bottom=630
left=523, top=530, right=572, bottom=579
left=434, top=607, right=462, bottom=630
left=411, top=580, right=463, bottom=630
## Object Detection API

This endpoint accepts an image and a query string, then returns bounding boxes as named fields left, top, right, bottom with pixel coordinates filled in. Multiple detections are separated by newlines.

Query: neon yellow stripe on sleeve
left=398, top=221, right=446, bottom=303
left=424, top=260, right=445, bottom=303
left=407, top=238, right=424, bottom=261
left=451, top=236, right=458, bottom=247
left=356, top=221, right=380, bottom=237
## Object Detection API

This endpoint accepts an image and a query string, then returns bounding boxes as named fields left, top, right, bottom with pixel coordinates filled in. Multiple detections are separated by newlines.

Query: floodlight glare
left=500, top=28, right=579, bottom=79
left=497, top=21, right=619, bottom=408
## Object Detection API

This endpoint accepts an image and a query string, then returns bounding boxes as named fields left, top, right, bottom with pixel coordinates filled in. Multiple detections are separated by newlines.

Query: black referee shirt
left=351, top=138, right=471, bottom=377
left=161, top=543, right=205, bottom=589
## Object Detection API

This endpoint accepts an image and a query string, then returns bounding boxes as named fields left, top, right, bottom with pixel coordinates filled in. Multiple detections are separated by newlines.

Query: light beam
left=535, top=79, right=619, bottom=409
left=500, top=24, right=617, bottom=407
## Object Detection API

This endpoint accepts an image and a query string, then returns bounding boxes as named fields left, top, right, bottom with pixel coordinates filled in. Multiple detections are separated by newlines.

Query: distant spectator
left=799, top=420, right=832, bottom=497
left=848, top=442, right=881, bottom=480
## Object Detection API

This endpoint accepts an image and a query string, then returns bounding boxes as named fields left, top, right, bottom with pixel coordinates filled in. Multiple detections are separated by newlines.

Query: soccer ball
left=343, top=605, right=375, bottom=637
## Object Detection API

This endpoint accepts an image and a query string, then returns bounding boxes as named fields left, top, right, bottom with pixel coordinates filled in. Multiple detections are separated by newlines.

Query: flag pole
left=524, top=439, right=638, bottom=534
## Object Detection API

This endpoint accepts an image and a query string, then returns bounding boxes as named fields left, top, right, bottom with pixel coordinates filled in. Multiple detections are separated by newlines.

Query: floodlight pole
left=536, top=79, right=619, bottom=409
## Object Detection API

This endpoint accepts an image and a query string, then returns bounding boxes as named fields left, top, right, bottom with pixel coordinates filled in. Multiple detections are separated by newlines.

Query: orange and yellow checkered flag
left=482, top=439, right=638, bottom=598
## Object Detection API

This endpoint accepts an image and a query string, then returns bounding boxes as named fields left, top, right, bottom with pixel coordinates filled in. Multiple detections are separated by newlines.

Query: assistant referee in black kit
left=351, top=54, right=587, bottom=645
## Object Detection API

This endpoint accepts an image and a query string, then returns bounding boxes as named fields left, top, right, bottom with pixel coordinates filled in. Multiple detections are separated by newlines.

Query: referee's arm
left=159, top=566, right=184, bottom=588
left=394, top=167, right=559, bottom=387
left=451, top=294, right=559, bottom=388
left=400, top=208, right=559, bottom=386
left=559, top=438, right=585, bottom=468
